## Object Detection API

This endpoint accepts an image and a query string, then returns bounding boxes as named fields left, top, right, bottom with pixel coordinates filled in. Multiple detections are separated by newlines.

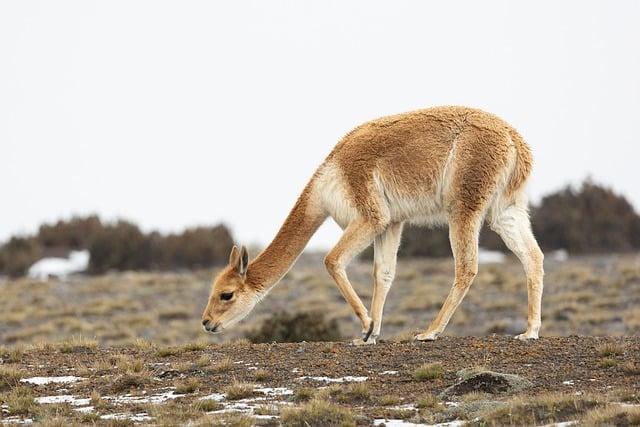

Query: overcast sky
left=1, top=1, right=639, bottom=250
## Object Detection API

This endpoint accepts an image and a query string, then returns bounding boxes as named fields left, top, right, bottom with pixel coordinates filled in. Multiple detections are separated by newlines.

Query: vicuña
left=202, top=106, right=544, bottom=344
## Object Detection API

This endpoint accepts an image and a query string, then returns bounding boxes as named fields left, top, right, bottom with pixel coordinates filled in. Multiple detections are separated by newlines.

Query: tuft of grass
left=115, top=355, right=145, bottom=373
left=416, top=394, right=440, bottom=409
left=621, top=361, right=640, bottom=375
left=596, top=342, right=625, bottom=357
left=413, top=362, right=444, bottom=381
left=157, top=346, right=181, bottom=357
left=194, top=399, right=224, bottom=412
left=253, top=368, right=272, bottom=381
left=378, top=394, right=402, bottom=406
left=480, top=392, right=602, bottom=426
left=132, top=338, right=156, bottom=351
left=598, top=358, right=617, bottom=368
left=281, top=399, right=355, bottom=427
left=332, top=383, right=370, bottom=403
left=2, top=386, right=36, bottom=415
left=293, top=387, right=315, bottom=403
left=174, top=378, right=202, bottom=394
left=579, top=405, right=640, bottom=426
left=254, top=405, right=279, bottom=416
left=224, top=381, right=255, bottom=400
left=0, top=346, right=24, bottom=363
left=209, top=357, right=234, bottom=373
left=0, top=365, right=24, bottom=391
left=181, top=341, right=208, bottom=352
left=111, top=373, right=150, bottom=393
left=58, top=336, right=98, bottom=353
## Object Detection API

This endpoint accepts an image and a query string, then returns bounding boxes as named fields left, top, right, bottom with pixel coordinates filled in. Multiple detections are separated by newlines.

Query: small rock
left=440, top=369, right=532, bottom=397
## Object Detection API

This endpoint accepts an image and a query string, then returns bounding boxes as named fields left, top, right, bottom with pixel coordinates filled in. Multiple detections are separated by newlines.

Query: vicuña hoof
left=352, top=337, right=376, bottom=346
left=414, top=332, right=439, bottom=341
left=514, top=332, right=539, bottom=341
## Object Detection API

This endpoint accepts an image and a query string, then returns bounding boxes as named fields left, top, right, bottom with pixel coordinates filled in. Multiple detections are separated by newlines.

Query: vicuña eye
left=220, top=292, right=234, bottom=301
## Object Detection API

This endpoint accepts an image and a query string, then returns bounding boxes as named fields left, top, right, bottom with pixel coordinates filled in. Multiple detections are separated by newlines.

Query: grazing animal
left=202, top=106, right=544, bottom=344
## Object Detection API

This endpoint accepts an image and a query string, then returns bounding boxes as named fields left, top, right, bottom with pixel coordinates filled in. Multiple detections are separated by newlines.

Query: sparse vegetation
left=413, top=362, right=444, bottom=381
left=293, top=387, right=315, bottom=402
left=596, top=341, right=625, bottom=356
left=0, top=365, right=23, bottom=391
left=281, top=399, right=355, bottom=427
left=174, top=378, right=202, bottom=394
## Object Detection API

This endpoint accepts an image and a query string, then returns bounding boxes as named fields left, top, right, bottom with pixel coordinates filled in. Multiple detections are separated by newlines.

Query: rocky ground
left=1, top=336, right=639, bottom=426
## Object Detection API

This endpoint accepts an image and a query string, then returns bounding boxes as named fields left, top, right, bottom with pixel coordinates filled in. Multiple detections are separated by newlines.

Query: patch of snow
left=562, top=380, right=574, bottom=386
left=20, top=376, right=83, bottom=385
left=291, top=368, right=300, bottom=373
left=28, top=250, right=89, bottom=280
left=1, top=417, right=34, bottom=425
left=100, top=413, right=152, bottom=422
left=107, top=390, right=184, bottom=404
left=34, top=395, right=90, bottom=405
left=255, top=387, right=293, bottom=396
left=297, top=375, right=368, bottom=383
left=445, top=401, right=460, bottom=407
left=539, top=421, right=576, bottom=427
left=200, top=393, right=225, bottom=401
left=374, top=419, right=429, bottom=426
left=478, top=248, right=506, bottom=264
left=381, top=370, right=399, bottom=375
left=74, top=406, right=94, bottom=413
left=248, top=366, right=258, bottom=370
left=549, top=249, right=569, bottom=262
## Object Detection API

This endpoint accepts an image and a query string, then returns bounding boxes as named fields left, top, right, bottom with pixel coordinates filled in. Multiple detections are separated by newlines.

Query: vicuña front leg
left=415, top=218, right=479, bottom=341
left=324, top=219, right=380, bottom=345
left=368, top=222, right=403, bottom=344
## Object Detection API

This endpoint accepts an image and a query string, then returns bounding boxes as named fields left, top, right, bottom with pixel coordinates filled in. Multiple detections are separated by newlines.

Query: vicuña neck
left=245, top=183, right=326, bottom=293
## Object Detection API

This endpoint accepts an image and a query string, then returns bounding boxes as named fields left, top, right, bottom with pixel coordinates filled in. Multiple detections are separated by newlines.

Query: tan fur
left=202, top=106, right=544, bottom=343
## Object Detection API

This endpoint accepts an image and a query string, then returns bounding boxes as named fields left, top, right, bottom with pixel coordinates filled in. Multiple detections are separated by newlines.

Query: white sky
left=1, top=1, right=639, bottom=250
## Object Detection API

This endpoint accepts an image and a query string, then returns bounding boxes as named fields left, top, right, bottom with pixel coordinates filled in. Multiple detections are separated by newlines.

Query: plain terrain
left=1, top=254, right=639, bottom=425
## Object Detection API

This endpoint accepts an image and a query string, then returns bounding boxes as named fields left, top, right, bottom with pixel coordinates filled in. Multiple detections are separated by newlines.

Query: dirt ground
left=2, top=336, right=639, bottom=426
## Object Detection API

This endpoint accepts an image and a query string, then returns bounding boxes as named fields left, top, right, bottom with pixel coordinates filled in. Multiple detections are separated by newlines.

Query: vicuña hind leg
left=367, top=222, right=403, bottom=343
left=325, top=219, right=382, bottom=345
left=491, top=203, right=544, bottom=340
left=415, top=217, right=480, bottom=341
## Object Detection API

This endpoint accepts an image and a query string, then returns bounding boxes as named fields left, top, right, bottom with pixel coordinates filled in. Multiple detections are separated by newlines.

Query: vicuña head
left=201, top=245, right=258, bottom=333
left=201, top=106, right=544, bottom=345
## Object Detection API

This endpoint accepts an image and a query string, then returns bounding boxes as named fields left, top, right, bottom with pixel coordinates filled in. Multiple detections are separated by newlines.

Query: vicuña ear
left=228, top=245, right=240, bottom=267
left=228, top=245, right=249, bottom=278
left=239, top=246, right=249, bottom=277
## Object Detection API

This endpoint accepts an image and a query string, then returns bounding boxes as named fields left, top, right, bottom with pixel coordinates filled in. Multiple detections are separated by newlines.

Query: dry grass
left=253, top=368, right=272, bottom=381
left=480, top=392, right=603, bottom=426
left=174, top=378, right=202, bottom=394
left=293, top=387, right=315, bottom=402
left=1, top=386, right=36, bottom=415
left=0, top=365, right=23, bottom=391
left=209, top=357, right=234, bottom=373
left=580, top=405, right=640, bottom=426
left=58, top=335, right=98, bottom=353
left=378, top=394, right=402, bottom=406
left=224, top=381, right=255, bottom=400
left=596, top=341, right=625, bottom=357
left=1, top=254, right=639, bottom=348
left=413, top=362, right=444, bottom=381
left=281, top=399, right=355, bottom=427
left=416, top=394, right=440, bottom=409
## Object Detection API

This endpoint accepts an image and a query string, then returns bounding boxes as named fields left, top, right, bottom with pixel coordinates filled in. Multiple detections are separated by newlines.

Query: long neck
left=245, top=182, right=326, bottom=293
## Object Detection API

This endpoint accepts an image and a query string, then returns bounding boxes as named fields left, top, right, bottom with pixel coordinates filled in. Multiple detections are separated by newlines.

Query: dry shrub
left=246, top=311, right=342, bottom=343
left=281, top=399, right=355, bottom=427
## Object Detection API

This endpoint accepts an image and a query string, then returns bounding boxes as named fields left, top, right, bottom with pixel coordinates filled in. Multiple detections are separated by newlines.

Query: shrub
left=0, top=215, right=234, bottom=276
left=532, top=180, right=640, bottom=253
left=413, top=362, right=444, bottom=381
left=246, top=311, right=343, bottom=343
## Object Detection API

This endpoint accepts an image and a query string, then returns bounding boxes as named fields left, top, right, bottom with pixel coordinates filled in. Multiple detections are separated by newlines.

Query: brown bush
left=246, top=311, right=343, bottom=343
left=531, top=180, right=640, bottom=254
left=0, top=215, right=234, bottom=276
left=0, top=236, right=41, bottom=277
